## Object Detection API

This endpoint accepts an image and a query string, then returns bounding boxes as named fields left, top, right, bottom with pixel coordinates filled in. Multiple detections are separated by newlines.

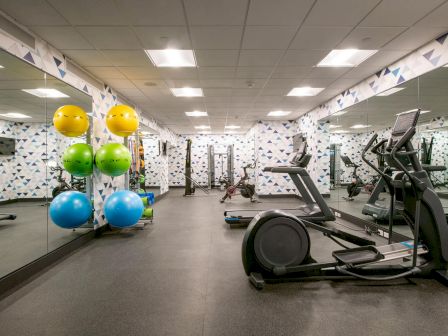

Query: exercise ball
left=62, top=143, right=93, bottom=177
left=106, top=105, right=139, bottom=137
left=50, top=191, right=92, bottom=229
left=94, top=143, right=131, bottom=177
left=104, top=190, right=144, bottom=228
left=53, top=105, right=89, bottom=137
left=142, top=208, right=153, bottom=218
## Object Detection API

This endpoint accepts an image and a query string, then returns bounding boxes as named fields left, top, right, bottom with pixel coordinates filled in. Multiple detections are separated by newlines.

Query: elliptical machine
left=220, top=161, right=256, bottom=203
left=242, top=110, right=448, bottom=289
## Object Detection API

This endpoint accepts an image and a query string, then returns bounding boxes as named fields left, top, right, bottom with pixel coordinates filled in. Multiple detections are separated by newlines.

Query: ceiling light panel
left=331, top=110, right=347, bottom=116
left=194, top=125, right=210, bottom=129
left=350, top=124, right=371, bottom=129
left=0, top=112, right=32, bottom=119
left=225, top=125, right=241, bottom=129
left=22, top=88, right=69, bottom=98
left=170, top=88, right=204, bottom=97
left=287, top=87, right=324, bottom=96
left=267, top=110, right=291, bottom=117
left=329, top=125, right=341, bottom=129
left=317, top=49, right=378, bottom=67
left=145, top=49, right=196, bottom=67
left=185, top=111, right=208, bottom=117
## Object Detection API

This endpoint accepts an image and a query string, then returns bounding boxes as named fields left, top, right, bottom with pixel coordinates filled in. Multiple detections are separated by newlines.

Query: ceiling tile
left=85, top=67, right=127, bottom=79
left=133, top=26, right=191, bottom=49
left=360, top=0, right=444, bottom=27
left=104, top=79, right=137, bottom=89
left=0, top=0, right=68, bottom=25
left=199, top=79, right=234, bottom=88
left=155, top=68, right=199, bottom=80
left=238, top=50, right=283, bottom=66
left=235, top=67, right=274, bottom=79
left=242, top=26, right=297, bottom=49
left=102, top=50, right=149, bottom=66
left=271, top=66, right=311, bottom=79
left=48, top=0, right=128, bottom=25
left=289, top=26, right=352, bottom=50
left=77, top=26, right=142, bottom=50
left=195, top=50, right=239, bottom=66
left=202, top=88, right=233, bottom=97
left=304, top=0, right=381, bottom=26
left=61, top=50, right=113, bottom=66
left=184, top=0, right=248, bottom=25
left=279, top=50, right=329, bottom=66
left=131, top=80, right=168, bottom=89
left=118, top=66, right=160, bottom=80
left=190, top=27, right=243, bottom=49
left=31, top=26, right=92, bottom=50
left=416, top=2, right=448, bottom=28
left=306, top=67, right=350, bottom=79
left=264, top=78, right=301, bottom=89
left=198, top=67, right=236, bottom=79
left=338, top=26, right=407, bottom=49
left=382, top=26, right=448, bottom=51
left=247, top=0, right=314, bottom=25
left=116, top=0, right=186, bottom=25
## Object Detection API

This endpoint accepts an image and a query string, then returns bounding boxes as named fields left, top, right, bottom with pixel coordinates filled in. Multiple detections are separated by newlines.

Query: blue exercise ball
left=50, top=191, right=92, bottom=229
left=104, top=190, right=144, bottom=228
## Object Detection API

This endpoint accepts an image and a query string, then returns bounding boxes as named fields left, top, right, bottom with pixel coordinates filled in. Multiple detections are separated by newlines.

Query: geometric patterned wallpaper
left=142, top=135, right=160, bottom=187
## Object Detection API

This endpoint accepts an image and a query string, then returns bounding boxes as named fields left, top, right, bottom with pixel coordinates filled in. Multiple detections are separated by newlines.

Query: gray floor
left=1, top=190, right=448, bottom=336
left=0, top=201, right=91, bottom=278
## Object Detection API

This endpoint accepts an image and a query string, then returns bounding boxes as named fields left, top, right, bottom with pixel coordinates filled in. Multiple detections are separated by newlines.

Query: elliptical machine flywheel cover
left=242, top=210, right=310, bottom=275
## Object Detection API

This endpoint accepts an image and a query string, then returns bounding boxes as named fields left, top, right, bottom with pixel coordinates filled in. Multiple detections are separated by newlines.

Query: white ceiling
left=1, top=0, right=448, bottom=134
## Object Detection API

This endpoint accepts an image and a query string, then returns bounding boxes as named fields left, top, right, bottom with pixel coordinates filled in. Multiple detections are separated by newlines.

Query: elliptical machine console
left=242, top=109, right=448, bottom=289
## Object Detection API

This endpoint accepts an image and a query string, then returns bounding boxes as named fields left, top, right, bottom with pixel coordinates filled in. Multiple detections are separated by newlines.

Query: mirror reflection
left=0, top=50, right=93, bottom=279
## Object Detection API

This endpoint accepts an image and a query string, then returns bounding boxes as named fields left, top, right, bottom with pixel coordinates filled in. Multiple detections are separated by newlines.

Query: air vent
left=66, top=58, right=103, bottom=92
left=0, top=14, right=35, bottom=49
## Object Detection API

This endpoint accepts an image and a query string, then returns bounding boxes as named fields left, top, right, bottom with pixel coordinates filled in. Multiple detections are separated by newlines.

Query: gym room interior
left=0, top=1, right=448, bottom=335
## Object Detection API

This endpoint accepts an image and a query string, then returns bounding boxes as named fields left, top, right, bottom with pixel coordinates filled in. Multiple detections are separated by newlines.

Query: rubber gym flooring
left=0, top=189, right=447, bottom=336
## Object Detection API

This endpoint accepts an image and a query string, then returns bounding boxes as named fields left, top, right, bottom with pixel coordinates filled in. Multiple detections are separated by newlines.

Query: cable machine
left=208, top=144, right=234, bottom=189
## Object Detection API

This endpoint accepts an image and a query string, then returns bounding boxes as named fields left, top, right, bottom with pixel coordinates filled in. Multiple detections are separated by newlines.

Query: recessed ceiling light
left=350, top=124, right=371, bottom=129
left=377, top=87, right=406, bottom=96
left=0, top=112, right=32, bottom=119
left=0, top=65, right=4, bottom=69
left=287, top=87, right=324, bottom=96
left=332, top=130, right=349, bottom=134
left=144, top=49, right=196, bottom=67
left=198, top=130, right=211, bottom=134
left=317, top=49, right=378, bottom=67
left=225, top=130, right=236, bottom=134
left=140, top=131, right=151, bottom=135
left=194, top=125, right=210, bottom=130
left=185, top=111, right=208, bottom=117
left=22, top=88, right=69, bottom=98
left=267, top=110, right=291, bottom=117
left=395, top=109, right=430, bottom=116
left=329, top=125, right=341, bottom=129
left=170, top=88, right=203, bottom=97
left=225, top=125, right=240, bottom=129
left=332, top=110, right=347, bottom=116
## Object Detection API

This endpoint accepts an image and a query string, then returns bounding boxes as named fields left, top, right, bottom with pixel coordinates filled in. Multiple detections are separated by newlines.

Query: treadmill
left=224, top=141, right=335, bottom=227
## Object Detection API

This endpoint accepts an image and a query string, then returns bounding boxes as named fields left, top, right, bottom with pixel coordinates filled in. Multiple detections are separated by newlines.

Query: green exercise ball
left=142, top=207, right=153, bottom=218
left=62, top=143, right=93, bottom=177
left=95, top=143, right=131, bottom=177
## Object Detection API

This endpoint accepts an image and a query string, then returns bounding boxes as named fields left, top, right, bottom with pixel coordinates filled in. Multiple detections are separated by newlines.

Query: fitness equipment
left=224, top=140, right=335, bottom=227
left=49, top=191, right=92, bottom=229
left=330, top=143, right=342, bottom=190
left=340, top=155, right=363, bottom=201
left=208, top=145, right=234, bottom=188
left=106, top=105, right=139, bottom=137
left=104, top=190, right=144, bottom=228
left=0, top=214, right=16, bottom=221
left=53, top=105, right=89, bottom=137
left=62, top=143, right=93, bottom=177
left=95, top=143, right=132, bottom=177
left=242, top=110, right=448, bottom=289
left=51, top=165, right=86, bottom=198
left=184, top=139, right=209, bottom=196
left=421, top=137, right=447, bottom=188
left=219, top=161, right=256, bottom=203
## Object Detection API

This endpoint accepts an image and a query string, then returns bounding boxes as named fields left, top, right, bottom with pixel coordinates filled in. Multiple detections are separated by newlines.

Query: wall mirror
left=0, top=50, right=93, bottom=279
left=129, top=124, right=161, bottom=196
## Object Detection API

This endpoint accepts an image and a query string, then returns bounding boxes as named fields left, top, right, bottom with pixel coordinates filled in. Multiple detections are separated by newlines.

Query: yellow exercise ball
left=53, top=105, right=89, bottom=137
left=106, top=105, right=139, bottom=137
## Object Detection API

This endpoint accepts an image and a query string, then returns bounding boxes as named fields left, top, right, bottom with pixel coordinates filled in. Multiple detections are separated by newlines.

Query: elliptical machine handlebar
left=361, top=135, right=391, bottom=183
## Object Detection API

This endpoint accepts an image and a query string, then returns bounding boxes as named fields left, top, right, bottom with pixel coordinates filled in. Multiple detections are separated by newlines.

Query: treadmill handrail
left=265, top=166, right=306, bottom=174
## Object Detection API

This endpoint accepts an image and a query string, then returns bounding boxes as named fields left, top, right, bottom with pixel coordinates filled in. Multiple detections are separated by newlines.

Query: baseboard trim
left=0, top=230, right=96, bottom=301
